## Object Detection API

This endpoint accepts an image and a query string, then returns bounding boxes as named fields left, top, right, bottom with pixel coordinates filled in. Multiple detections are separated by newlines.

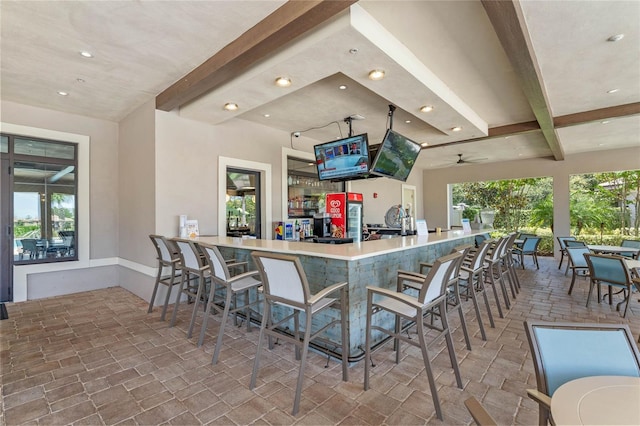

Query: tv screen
left=370, top=129, right=422, bottom=181
left=314, top=133, right=370, bottom=181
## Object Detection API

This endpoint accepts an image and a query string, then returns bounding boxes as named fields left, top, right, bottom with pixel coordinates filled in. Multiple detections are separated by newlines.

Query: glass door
left=347, top=202, right=363, bottom=242
left=1, top=154, right=11, bottom=302
left=226, top=168, right=261, bottom=238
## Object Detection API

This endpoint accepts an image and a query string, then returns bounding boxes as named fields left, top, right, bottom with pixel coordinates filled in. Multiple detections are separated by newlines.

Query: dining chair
left=458, top=239, right=494, bottom=341
left=415, top=244, right=474, bottom=350
left=197, top=243, right=262, bottom=364
left=464, top=396, right=498, bottom=426
left=620, top=239, right=640, bottom=259
left=20, top=238, right=42, bottom=259
left=563, top=240, right=588, bottom=274
left=365, top=251, right=464, bottom=421
left=148, top=234, right=183, bottom=321
left=249, top=251, right=348, bottom=416
left=556, top=236, right=576, bottom=271
left=170, top=239, right=211, bottom=339
left=584, top=253, right=639, bottom=317
left=512, top=236, right=542, bottom=269
left=524, top=321, right=640, bottom=426
left=474, top=232, right=491, bottom=248
left=565, top=246, right=590, bottom=295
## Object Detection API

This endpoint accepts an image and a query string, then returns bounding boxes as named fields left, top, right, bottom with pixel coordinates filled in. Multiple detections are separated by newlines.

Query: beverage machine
left=325, top=192, right=364, bottom=242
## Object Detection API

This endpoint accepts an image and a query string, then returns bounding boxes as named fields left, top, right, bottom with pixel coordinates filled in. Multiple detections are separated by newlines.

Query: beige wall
left=118, top=100, right=156, bottom=266
left=422, top=147, right=640, bottom=243
left=350, top=175, right=423, bottom=226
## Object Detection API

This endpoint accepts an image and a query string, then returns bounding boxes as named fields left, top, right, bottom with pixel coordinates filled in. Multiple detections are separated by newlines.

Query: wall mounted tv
left=314, top=133, right=371, bottom=181
left=370, top=129, right=422, bottom=182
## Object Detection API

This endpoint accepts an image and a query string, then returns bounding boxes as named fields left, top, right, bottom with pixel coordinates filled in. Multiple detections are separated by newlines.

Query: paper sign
left=415, top=219, right=429, bottom=236
left=461, top=218, right=471, bottom=233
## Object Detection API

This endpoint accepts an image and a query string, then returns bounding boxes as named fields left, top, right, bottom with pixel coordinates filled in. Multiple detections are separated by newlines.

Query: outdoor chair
left=474, top=232, right=491, bottom=248
left=556, top=236, right=576, bottom=271
left=249, top=251, right=348, bottom=416
left=620, top=239, right=640, bottom=259
left=482, top=236, right=512, bottom=317
left=565, top=246, right=591, bottom=295
left=458, top=239, right=494, bottom=341
left=148, top=234, right=183, bottom=321
left=170, top=239, right=211, bottom=339
left=563, top=240, right=588, bottom=274
left=464, top=397, right=498, bottom=426
left=584, top=253, right=640, bottom=317
left=416, top=244, right=474, bottom=350
left=512, top=236, right=542, bottom=269
left=20, top=238, right=43, bottom=259
left=500, top=232, right=521, bottom=296
left=524, top=321, right=640, bottom=426
left=365, top=251, right=464, bottom=421
left=197, top=243, right=262, bottom=364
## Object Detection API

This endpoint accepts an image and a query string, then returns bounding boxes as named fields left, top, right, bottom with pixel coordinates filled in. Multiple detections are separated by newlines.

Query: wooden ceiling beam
left=554, top=102, right=640, bottom=128
left=156, top=0, right=357, bottom=112
left=481, top=0, right=564, bottom=161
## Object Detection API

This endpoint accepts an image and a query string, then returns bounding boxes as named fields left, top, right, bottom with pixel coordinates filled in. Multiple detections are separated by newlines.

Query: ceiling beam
left=481, top=0, right=564, bottom=161
left=554, top=102, right=640, bottom=128
left=156, top=0, right=357, bottom=112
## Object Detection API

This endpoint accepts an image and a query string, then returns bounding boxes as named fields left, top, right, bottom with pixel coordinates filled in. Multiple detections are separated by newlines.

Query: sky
left=13, top=192, right=74, bottom=220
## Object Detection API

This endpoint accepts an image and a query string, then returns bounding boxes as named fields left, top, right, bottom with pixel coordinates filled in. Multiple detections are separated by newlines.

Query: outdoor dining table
left=587, top=244, right=640, bottom=258
left=550, top=375, right=640, bottom=425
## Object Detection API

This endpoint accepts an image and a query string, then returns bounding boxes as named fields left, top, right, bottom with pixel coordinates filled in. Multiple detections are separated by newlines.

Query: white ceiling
left=2, top=1, right=639, bottom=171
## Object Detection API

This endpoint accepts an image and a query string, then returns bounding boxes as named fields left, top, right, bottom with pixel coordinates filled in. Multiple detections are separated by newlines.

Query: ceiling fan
left=455, top=153, right=487, bottom=165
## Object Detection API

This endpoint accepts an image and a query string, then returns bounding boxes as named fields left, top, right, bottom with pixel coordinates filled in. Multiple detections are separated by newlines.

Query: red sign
left=326, top=193, right=346, bottom=238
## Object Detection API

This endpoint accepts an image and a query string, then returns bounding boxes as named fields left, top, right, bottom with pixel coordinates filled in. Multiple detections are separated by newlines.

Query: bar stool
left=458, top=239, right=494, bottom=341
left=197, top=243, right=262, bottom=365
left=148, top=234, right=182, bottom=321
left=170, top=239, right=210, bottom=339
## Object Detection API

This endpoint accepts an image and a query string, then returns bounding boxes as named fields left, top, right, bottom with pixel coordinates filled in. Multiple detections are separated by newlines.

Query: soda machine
left=325, top=192, right=364, bottom=242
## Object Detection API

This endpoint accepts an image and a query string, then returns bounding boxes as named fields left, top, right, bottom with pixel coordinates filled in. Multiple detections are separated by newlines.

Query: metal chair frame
left=148, top=234, right=182, bottom=321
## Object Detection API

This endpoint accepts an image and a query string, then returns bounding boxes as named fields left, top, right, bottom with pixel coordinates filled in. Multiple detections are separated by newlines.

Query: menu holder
left=186, top=219, right=199, bottom=238
left=461, top=218, right=471, bottom=233
left=415, top=219, right=429, bottom=236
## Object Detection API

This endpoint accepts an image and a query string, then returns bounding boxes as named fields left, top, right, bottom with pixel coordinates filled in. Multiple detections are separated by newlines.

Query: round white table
left=551, top=375, right=640, bottom=425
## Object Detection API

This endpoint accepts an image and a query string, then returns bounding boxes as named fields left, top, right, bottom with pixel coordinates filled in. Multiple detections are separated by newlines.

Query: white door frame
left=401, top=184, right=417, bottom=217
left=218, top=157, right=272, bottom=240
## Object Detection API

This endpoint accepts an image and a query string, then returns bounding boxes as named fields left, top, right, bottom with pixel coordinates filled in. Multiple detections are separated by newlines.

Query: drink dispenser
left=313, top=213, right=331, bottom=237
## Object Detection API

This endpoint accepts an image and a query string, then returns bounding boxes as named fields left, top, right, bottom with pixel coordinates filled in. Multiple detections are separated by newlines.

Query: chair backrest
left=419, top=251, right=462, bottom=304
left=502, top=232, right=519, bottom=255
left=556, top=236, right=576, bottom=249
left=475, top=233, right=491, bottom=247
left=21, top=238, right=38, bottom=252
left=565, top=247, right=590, bottom=269
left=621, top=239, right=640, bottom=249
left=149, top=234, right=177, bottom=264
left=517, top=232, right=537, bottom=240
left=200, top=243, right=232, bottom=283
left=251, top=251, right=309, bottom=309
left=468, top=239, right=493, bottom=271
left=464, top=397, right=498, bottom=426
left=174, top=239, right=205, bottom=271
left=584, top=253, right=632, bottom=287
left=521, top=237, right=541, bottom=252
left=564, top=240, right=587, bottom=248
left=524, top=321, right=640, bottom=397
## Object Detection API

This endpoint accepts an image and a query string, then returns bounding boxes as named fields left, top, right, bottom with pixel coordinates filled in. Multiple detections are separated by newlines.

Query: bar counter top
left=193, top=229, right=482, bottom=261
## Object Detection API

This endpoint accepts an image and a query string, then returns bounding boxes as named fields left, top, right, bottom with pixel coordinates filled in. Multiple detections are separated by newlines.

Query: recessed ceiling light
left=368, top=69, right=385, bottom=81
left=421, top=142, right=428, bottom=147
left=598, top=143, right=605, bottom=146
left=607, top=34, right=624, bottom=42
left=451, top=126, right=462, bottom=132
left=607, top=88, right=619, bottom=94
left=76, top=78, right=85, bottom=83
left=601, top=120, right=610, bottom=124
left=349, top=48, right=358, bottom=54
left=405, top=120, right=411, bottom=124
left=339, top=85, right=347, bottom=90
left=263, top=113, right=270, bottom=118
left=223, top=102, right=239, bottom=111
left=275, top=77, right=292, bottom=87
left=79, top=51, right=93, bottom=58
left=420, top=105, right=434, bottom=113
left=57, top=91, right=69, bottom=96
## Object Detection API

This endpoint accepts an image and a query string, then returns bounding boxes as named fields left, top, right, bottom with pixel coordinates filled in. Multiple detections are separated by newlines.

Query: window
left=3, top=134, right=78, bottom=264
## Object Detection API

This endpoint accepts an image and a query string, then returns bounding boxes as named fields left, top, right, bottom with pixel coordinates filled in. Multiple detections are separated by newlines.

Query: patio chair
left=365, top=251, right=464, bottom=421
left=584, top=253, right=640, bottom=317
left=500, top=232, right=521, bottom=296
left=464, top=397, right=498, bottom=426
left=556, top=236, right=576, bottom=271
left=249, top=251, right=348, bottom=416
left=458, top=239, right=495, bottom=341
left=563, top=240, right=587, bottom=274
left=148, top=234, right=183, bottom=321
left=170, top=239, right=211, bottom=339
left=620, top=239, right=640, bottom=259
left=524, top=321, right=640, bottom=426
left=20, top=238, right=42, bottom=259
left=474, top=232, right=491, bottom=248
left=512, top=236, right=542, bottom=269
left=197, top=243, right=262, bottom=364
left=565, top=246, right=590, bottom=295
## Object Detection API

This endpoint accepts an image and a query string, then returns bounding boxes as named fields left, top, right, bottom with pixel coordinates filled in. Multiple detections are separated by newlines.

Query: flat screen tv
left=314, top=133, right=370, bottom=181
left=370, top=129, right=422, bottom=182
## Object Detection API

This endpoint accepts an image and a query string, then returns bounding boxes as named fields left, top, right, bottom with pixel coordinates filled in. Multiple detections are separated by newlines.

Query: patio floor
left=1, top=256, right=638, bottom=425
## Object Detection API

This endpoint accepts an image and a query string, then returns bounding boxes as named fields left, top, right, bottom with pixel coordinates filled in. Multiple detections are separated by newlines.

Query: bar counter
left=193, top=230, right=482, bottom=361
